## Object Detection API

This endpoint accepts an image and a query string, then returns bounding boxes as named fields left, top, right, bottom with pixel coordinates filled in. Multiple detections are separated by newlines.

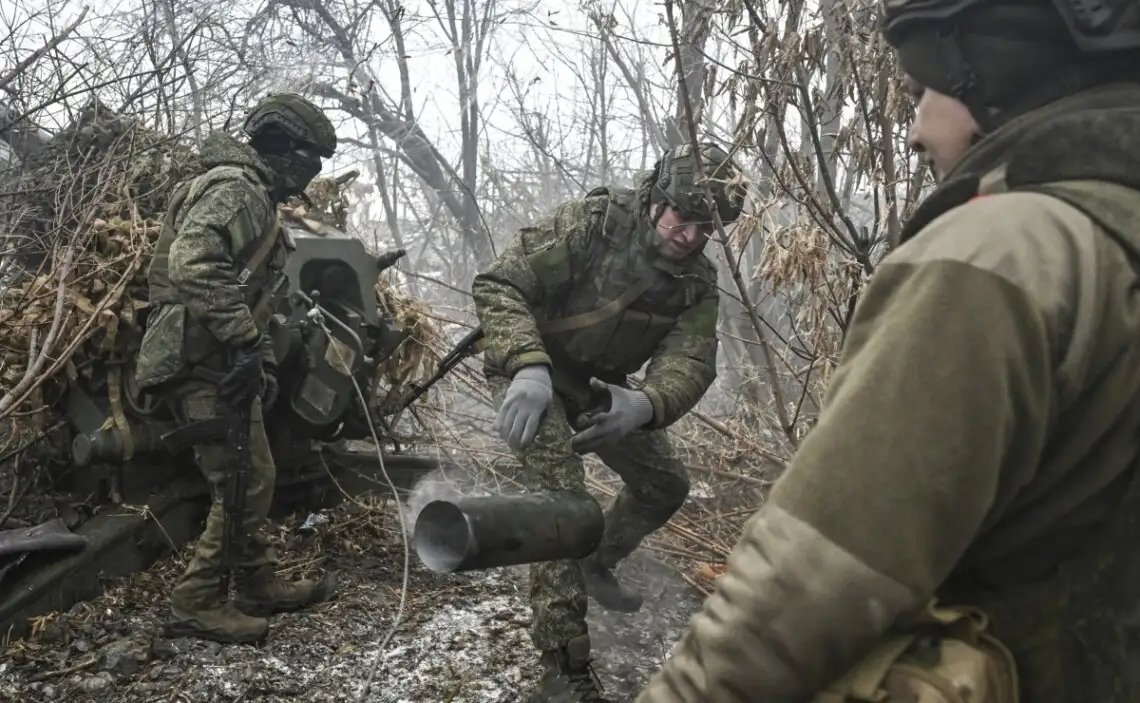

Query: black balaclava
left=250, top=126, right=322, bottom=202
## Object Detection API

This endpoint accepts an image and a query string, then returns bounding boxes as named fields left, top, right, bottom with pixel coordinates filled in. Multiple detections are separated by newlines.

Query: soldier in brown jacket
left=636, top=1, right=1140, bottom=702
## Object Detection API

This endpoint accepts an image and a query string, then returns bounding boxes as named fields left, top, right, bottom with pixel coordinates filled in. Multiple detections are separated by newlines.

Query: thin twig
left=0, top=7, right=90, bottom=94
left=663, top=0, right=798, bottom=449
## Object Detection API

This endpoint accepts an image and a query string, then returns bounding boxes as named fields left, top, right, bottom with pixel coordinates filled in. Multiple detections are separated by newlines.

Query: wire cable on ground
left=305, top=305, right=411, bottom=701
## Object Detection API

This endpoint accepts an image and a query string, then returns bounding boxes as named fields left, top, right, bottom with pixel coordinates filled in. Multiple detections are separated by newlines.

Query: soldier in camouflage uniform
left=134, top=93, right=338, bottom=644
left=636, top=1, right=1140, bottom=702
left=472, top=143, right=746, bottom=701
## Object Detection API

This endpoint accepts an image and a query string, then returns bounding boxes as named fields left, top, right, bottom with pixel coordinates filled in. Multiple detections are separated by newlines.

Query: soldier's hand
left=493, top=365, right=553, bottom=451
left=220, top=335, right=265, bottom=407
left=570, top=377, right=654, bottom=454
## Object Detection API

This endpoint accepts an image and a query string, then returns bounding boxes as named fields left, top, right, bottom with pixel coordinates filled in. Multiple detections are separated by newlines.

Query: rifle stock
left=397, top=325, right=485, bottom=411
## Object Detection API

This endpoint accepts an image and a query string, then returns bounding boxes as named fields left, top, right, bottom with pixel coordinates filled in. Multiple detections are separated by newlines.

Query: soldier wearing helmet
left=636, top=1, right=1140, bottom=702
left=134, top=92, right=338, bottom=644
left=471, top=142, right=746, bottom=701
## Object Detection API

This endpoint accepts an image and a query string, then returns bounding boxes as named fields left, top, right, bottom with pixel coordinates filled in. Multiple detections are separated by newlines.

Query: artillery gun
left=64, top=233, right=425, bottom=498
left=0, top=225, right=442, bottom=641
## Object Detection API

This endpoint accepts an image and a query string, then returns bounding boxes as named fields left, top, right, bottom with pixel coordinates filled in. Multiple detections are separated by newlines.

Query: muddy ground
left=0, top=475, right=710, bottom=702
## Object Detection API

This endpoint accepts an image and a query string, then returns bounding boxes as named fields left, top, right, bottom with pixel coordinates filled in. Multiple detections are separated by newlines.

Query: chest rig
left=524, top=185, right=714, bottom=385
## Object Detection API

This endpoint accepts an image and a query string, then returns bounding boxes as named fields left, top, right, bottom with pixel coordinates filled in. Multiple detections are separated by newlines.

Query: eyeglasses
left=665, top=211, right=718, bottom=237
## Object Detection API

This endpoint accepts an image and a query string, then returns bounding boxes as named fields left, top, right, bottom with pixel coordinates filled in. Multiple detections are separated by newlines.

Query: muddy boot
left=234, top=565, right=338, bottom=617
left=580, top=557, right=643, bottom=613
left=528, top=635, right=611, bottom=703
left=164, top=586, right=268, bottom=644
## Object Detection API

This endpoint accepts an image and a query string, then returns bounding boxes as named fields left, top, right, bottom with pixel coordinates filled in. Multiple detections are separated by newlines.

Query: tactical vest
left=523, top=185, right=715, bottom=396
left=138, top=165, right=286, bottom=384
left=149, top=164, right=284, bottom=310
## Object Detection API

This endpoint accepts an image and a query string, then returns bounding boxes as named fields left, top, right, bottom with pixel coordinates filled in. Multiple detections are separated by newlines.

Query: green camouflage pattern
left=165, top=380, right=278, bottom=608
left=650, top=142, right=746, bottom=224
left=243, top=92, right=337, bottom=157
left=135, top=131, right=288, bottom=389
left=472, top=182, right=719, bottom=431
left=489, top=375, right=690, bottom=652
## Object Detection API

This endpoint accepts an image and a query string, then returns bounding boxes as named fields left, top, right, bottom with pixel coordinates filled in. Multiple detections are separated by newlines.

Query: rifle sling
left=250, top=271, right=288, bottom=323
left=235, top=210, right=281, bottom=285
left=535, top=273, right=656, bottom=335
left=183, top=174, right=281, bottom=287
left=159, top=416, right=229, bottom=450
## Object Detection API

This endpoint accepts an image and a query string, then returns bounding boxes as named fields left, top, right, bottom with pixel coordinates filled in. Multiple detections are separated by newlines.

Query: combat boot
left=165, top=581, right=268, bottom=644
left=528, top=634, right=611, bottom=703
left=234, top=565, right=338, bottom=617
left=581, top=556, right=643, bottom=613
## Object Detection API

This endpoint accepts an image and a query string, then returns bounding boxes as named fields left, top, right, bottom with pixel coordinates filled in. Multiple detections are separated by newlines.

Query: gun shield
left=413, top=491, right=604, bottom=573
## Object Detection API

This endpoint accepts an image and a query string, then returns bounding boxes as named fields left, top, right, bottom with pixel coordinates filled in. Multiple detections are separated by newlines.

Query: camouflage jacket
left=471, top=181, right=719, bottom=430
left=134, top=132, right=290, bottom=390
left=637, top=84, right=1140, bottom=703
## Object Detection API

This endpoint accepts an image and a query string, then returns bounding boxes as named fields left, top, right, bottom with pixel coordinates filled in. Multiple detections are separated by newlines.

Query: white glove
left=493, top=365, right=553, bottom=451
left=570, top=377, right=654, bottom=454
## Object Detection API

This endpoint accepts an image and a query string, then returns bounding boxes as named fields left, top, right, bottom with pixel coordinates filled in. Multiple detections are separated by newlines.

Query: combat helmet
left=243, top=92, right=337, bottom=158
left=650, top=142, right=746, bottom=226
left=880, top=0, right=1140, bottom=51
left=880, top=0, right=1140, bottom=129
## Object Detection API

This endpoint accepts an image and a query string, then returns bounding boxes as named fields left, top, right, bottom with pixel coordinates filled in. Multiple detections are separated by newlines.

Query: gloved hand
left=262, top=362, right=279, bottom=411
left=570, top=377, right=654, bottom=454
left=219, top=335, right=265, bottom=407
left=493, top=365, right=553, bottom=451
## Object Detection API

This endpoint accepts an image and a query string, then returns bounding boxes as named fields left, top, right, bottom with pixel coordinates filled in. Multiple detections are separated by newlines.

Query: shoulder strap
left=535, top=272, right=656, bottom=335
left=182, top=166, right=281, bottom=281
left=236, top=209, right=281, bottom=284
left=535, top=188, right=654, bottom=334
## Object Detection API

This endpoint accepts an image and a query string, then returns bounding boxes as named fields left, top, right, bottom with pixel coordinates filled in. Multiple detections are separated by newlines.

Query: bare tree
left=258, top=0, right=522, bottom=284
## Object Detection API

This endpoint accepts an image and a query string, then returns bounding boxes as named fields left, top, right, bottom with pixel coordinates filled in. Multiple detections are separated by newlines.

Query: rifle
left=190, top=366, right=253, bottom=597
left=397, top=325, right=485, bottom=412
left=218, top=397, right=252, bottom=595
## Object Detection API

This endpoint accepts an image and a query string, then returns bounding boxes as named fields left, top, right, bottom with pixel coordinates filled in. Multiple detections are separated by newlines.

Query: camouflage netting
left=279, top=170, right=354, bottom=234
left=0, top=101, right=440, bottom=460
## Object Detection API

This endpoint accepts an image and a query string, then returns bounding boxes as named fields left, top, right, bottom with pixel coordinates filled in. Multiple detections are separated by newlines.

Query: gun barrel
left=376, top=248, right=407, bottom=273
left=412, top=491, right=604, bottom=573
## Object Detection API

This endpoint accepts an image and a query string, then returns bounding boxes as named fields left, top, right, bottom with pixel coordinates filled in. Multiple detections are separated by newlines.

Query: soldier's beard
left=658, top=237, right=705, bottom=261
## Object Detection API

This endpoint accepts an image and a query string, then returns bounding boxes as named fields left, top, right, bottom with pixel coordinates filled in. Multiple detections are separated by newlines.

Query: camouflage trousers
left=489, top=376, right=690, bottom=652
left=162, top=378, right=278, bottom=609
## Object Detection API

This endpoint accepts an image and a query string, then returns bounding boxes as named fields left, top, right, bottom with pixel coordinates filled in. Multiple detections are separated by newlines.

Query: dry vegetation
left=0, top=0, right=932, bottom=692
